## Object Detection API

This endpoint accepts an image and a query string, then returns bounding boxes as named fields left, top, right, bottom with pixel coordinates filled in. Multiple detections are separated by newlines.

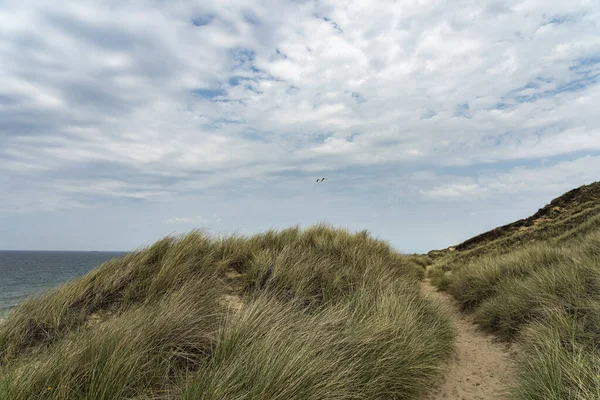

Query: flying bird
left=316, top=178, right=327, bottom=182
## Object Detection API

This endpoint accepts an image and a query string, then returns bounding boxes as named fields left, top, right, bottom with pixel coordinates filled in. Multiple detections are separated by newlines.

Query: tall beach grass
left=435, top=231, right=600, bottom=399
left=0, top=224, right=454, bottom=399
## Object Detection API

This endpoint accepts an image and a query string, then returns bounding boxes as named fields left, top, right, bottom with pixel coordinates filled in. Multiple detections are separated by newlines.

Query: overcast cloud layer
left=1, top=0, right=599, bottom=252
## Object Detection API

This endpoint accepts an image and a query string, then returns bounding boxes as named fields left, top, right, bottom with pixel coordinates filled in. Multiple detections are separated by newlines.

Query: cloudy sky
left=1, top=0, right=599, bottom=253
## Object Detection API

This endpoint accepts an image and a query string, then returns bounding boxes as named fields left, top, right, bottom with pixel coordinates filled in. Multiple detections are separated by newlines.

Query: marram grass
left=434, top=230, right=600, bottom=399
left=0, top=224, right=454, bottom=399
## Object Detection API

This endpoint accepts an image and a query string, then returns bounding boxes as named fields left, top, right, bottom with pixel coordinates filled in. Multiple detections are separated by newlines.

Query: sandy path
left=422, top=270, right=519, bottom=400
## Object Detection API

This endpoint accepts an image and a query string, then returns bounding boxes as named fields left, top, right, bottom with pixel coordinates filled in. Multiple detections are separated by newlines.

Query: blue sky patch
left=499, top=66, right=599, bottom=105
left=493, top=102, right=510, bottom=110
left=542, top=12, right=585, bottom=27
left=569, top=55, right=600, bottom=72
left=228, top=76, right=253, bottom=87
left=554, top=74, right=599, bottom=94
left=230, top=47, right=262, bottom=73
left=191, top=15, right=215, bottom=27
left=421, top=109, right=436, bottom=119
left=453, top=103, right=470, bottom=118
left=230, top=48, right=255, bottom=66
left=191, top=88, right=226, bottom=99
left=243, top=130, right=271, bottom=142
left=314, top=14, right=342, bottom=32
left=351, top=92, right=366, bottom=104
left=242, top=9, right=261, bottom=25
left=206, top=118, right=245, bottom=129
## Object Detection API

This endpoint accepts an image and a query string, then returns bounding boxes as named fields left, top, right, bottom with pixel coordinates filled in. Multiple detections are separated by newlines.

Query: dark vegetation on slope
left=0, top=224, right=454, bottom=400
left=428, top=181, right=600, bottom=262
left=455, top=183, right=600, bottom=251
left=428, top=181, right=600, bottom=399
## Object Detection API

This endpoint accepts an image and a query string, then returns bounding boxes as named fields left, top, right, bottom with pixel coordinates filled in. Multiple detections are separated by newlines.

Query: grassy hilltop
left=0, top=224, right=453, bottom=400
left=429, top=181, right=600, bottom=399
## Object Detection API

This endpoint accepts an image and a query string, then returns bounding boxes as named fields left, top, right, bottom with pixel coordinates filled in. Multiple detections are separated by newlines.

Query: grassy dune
left=430, top=227, right=600, bottom=398
left=0, top=224, right=454, bottom=400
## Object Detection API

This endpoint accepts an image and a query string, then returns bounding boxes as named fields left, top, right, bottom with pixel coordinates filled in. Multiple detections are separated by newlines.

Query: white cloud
left=163, top=216, right=206, bottom=225
left=422, top=155, right=600, bottom=201
left=0, top=0, right=599, bottom=251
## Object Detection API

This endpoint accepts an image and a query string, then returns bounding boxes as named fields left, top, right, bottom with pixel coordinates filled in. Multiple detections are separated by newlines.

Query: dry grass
left=0, top=224, right=454, bottom=399
left=432, top=231, right=600, bottom=399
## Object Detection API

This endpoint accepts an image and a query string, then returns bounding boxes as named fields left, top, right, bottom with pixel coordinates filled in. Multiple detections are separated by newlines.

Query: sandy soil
left=422, top=270, right=519, bottom=400
left=221, top=269, right=244, bottom=312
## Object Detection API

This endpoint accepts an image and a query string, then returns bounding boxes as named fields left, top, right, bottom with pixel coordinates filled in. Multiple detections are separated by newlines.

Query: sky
left=1, top=0, right=599, bottom=253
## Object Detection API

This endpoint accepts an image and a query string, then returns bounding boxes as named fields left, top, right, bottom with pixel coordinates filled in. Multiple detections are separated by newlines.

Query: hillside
left=428, top=181, right=600, bottom=262
left=0, top=224, right=454, bottom=400
left=428, top=181, right=600, bottom=399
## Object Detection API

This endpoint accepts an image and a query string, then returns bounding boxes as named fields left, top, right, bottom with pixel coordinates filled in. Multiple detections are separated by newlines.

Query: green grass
left=0, top=278, right=221, bottom=400
left=434, top=231, right=600, bottom=399
left=183, top=286, right=454, bottom=400
left=0, top=224, right=454, bottom=399
left=513, top=312, right=600, bottom=400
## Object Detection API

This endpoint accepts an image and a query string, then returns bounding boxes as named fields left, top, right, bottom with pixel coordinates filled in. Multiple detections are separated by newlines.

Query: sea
left=0, top=251, right=128, bottom=318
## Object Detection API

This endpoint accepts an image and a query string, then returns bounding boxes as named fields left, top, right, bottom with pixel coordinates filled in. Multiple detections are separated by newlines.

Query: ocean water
left=0, top=251, right=127, bottom=318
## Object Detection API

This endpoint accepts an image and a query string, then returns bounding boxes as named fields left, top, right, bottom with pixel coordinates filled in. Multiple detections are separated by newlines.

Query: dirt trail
left=422, top=269, right=519, bottom=400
